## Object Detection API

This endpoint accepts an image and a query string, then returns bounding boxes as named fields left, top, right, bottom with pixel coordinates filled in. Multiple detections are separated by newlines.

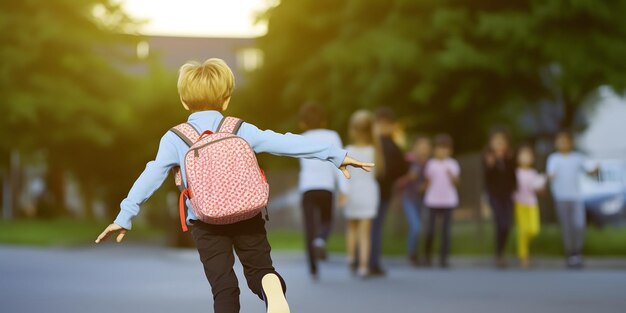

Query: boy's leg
left=555, top=201, right=574, bottom=256
left=316, top=190, right=334, bottom=241
left=190, top=223, right=240, bottom=313
left=232, top=215, right=287, bottom=301
left=571, top=201, right=586, bottom=256
left=439, top=209, right=452, bottom=267
left=301, top=191, right=319, bottom=276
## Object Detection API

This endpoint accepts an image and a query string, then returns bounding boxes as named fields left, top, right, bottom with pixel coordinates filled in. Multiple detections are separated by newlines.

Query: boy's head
left=433, top=133, right=453, bottom=159
left=177, top=58, right=235, bottom=112
left=411, top=135, right=431, bottom=160
left=299, top=102, right=328, bottom=131
left=555, top=130, right=573, bottom=153
left=517, top=145, right=535, bottom=167
left=373, top=107, right=396, bottom=136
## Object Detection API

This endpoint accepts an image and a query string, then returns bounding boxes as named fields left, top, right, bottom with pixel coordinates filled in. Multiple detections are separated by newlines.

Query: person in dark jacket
left=483, top=128, right=517, bottom=267
left=369, top=107, right=409, bottom=276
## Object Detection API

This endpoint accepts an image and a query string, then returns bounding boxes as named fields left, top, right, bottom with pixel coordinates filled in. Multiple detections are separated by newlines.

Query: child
left=343, top=110, right=379, bottom=278
left=369, top=107, right=408, bottom=275
left=94, top=58, right=373, bottom=313
left=398, top=135, right=431, bottom=266
left=514, top=145, right=546, bottom=268
left=483, top=128, right=517, bottom=267
left=297, top=102, right=348, bottom=279
left=423, top=134, right=460, bottom=268
left=547, top=131, right=598, bottom=268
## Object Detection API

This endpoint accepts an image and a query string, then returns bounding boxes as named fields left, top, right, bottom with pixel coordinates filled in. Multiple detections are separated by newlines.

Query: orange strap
left=179, top=189, right=191, bottom=232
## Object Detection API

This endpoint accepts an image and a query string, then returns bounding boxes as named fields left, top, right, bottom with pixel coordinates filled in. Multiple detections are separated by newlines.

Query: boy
left=369, top=107, right=408, bottom=275
left=423, top=134, right=460, bottom=268
left=94, top=59, right=373, bottom=313
left=547, top=131, right=598, bottom=268
left=297, top=102, right=348, bottom=279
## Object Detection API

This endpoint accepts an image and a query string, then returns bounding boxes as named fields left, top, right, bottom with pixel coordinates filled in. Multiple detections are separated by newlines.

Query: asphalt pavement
left=1, top=244, right=625, bottom=313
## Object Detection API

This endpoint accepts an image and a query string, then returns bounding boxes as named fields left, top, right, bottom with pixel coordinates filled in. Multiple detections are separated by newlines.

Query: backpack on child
left=169, top=116, right=269, bottom=231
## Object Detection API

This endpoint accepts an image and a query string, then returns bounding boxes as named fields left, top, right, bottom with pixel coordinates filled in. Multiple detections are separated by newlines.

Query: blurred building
left=134, top=35, right=262, bottom=83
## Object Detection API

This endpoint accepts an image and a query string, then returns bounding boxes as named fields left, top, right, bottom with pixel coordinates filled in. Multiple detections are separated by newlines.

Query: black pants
left=190, top=214, right=286, bottom=313
left=425, top=207, right=453, bottom=266
left=301, top=190, right=333, bottom=275
left=488, top=195, right=513, bottom=258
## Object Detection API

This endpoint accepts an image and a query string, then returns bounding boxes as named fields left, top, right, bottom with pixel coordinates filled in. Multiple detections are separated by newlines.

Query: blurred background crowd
left=2, top=0, right=626, bottom=275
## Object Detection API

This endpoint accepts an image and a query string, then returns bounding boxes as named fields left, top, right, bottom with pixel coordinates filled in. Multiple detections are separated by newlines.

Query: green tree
left=0, top=0, right=140, bottom=216
left=244, top=0, right=626, bottom=151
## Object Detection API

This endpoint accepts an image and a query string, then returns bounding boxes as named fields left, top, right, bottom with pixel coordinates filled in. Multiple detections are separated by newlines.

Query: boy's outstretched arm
left=95, top=134, right=178, bottom=243
left=239, top=123, right=373, bottom=178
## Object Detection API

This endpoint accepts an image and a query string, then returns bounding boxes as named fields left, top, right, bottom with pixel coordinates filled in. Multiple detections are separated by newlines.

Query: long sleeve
left=239, top=123, right=347, bottom=168
left=332, top=134, right=348, bottom=193
left=114, top=134, right=179, bottom=229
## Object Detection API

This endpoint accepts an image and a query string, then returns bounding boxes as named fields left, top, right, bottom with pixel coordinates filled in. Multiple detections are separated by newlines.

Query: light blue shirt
left=298, top=129, right=348, bottom=193
left=114, top=110, right=347, bottom=229
left=547, top=151, right=591, bottom=201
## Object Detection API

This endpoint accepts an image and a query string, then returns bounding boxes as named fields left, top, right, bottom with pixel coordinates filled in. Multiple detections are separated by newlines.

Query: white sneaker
left=262, top=273, right=290, bottom=313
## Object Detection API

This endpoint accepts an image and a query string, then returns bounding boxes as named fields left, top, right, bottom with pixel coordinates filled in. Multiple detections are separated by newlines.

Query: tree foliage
left=244, top=0, right=626, bottom=151
left=0, top=0, right=184, bottom=216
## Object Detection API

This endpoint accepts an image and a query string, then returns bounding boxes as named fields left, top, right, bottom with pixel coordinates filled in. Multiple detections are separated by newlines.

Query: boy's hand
left=339, top=155, right=375, bottom=179
left=95, top=223, right=127, bottom=244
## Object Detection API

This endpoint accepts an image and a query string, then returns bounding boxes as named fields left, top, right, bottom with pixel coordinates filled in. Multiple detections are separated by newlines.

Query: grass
left=2, top=218, right=625, bottom=256
left=0, top=218, right=161, bottom=246
left=268, top=222, right=626, bottom=257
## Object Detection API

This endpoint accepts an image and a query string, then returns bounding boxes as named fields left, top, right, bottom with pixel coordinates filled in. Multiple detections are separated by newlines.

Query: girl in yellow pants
left=514, top=146, right=546, bottom=268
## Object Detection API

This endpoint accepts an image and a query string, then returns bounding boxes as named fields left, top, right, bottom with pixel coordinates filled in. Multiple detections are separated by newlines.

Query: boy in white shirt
left=298, top=102, right=348, bottom=279
left=547, top=131, right=598, bottom=268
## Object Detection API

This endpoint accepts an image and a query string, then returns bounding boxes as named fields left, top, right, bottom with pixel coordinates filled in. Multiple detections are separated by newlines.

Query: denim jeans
left=402, top=195, right=422, bottom=257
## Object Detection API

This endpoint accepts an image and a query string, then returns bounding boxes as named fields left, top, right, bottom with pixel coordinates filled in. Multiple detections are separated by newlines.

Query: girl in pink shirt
left=514, top=145, right=546, bottom=268
left=424, top=134, right=460, bottom=268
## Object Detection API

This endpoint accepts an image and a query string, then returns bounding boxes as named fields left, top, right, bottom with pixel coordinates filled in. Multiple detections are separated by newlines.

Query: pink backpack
left=170, top=117, right=269, bottom=231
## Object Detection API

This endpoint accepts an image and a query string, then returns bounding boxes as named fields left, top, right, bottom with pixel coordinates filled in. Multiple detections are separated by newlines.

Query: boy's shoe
left=409, top=255, right=420, bottom=267
left=566, top=255, right=584, bottom=269
left=313, top=238, right=327, bottom=261
left=262, top=273, right=290, bottom=313
left=369, top=266, right=386, bottom=277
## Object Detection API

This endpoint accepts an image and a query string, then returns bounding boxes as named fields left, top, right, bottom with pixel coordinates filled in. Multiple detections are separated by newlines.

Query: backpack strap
left=217, top=116, right=244, bottom=134
left=169, top=123, right=200, bottom=191
left=170, top=123, right=200, bottom=147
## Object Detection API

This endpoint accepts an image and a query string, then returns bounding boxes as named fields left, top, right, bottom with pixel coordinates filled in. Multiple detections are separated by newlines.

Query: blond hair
left=177, top=58, right=235, bottom=111
left=349, top=110, right=374, bottom=144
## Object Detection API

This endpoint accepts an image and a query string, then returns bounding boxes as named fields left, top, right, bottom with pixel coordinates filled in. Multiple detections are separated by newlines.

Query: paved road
left=1, top=244, right=626, bottom=313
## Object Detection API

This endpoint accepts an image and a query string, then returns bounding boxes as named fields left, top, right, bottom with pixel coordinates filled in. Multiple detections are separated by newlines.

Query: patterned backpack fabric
left=170, top=117, right=269, bottom=231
